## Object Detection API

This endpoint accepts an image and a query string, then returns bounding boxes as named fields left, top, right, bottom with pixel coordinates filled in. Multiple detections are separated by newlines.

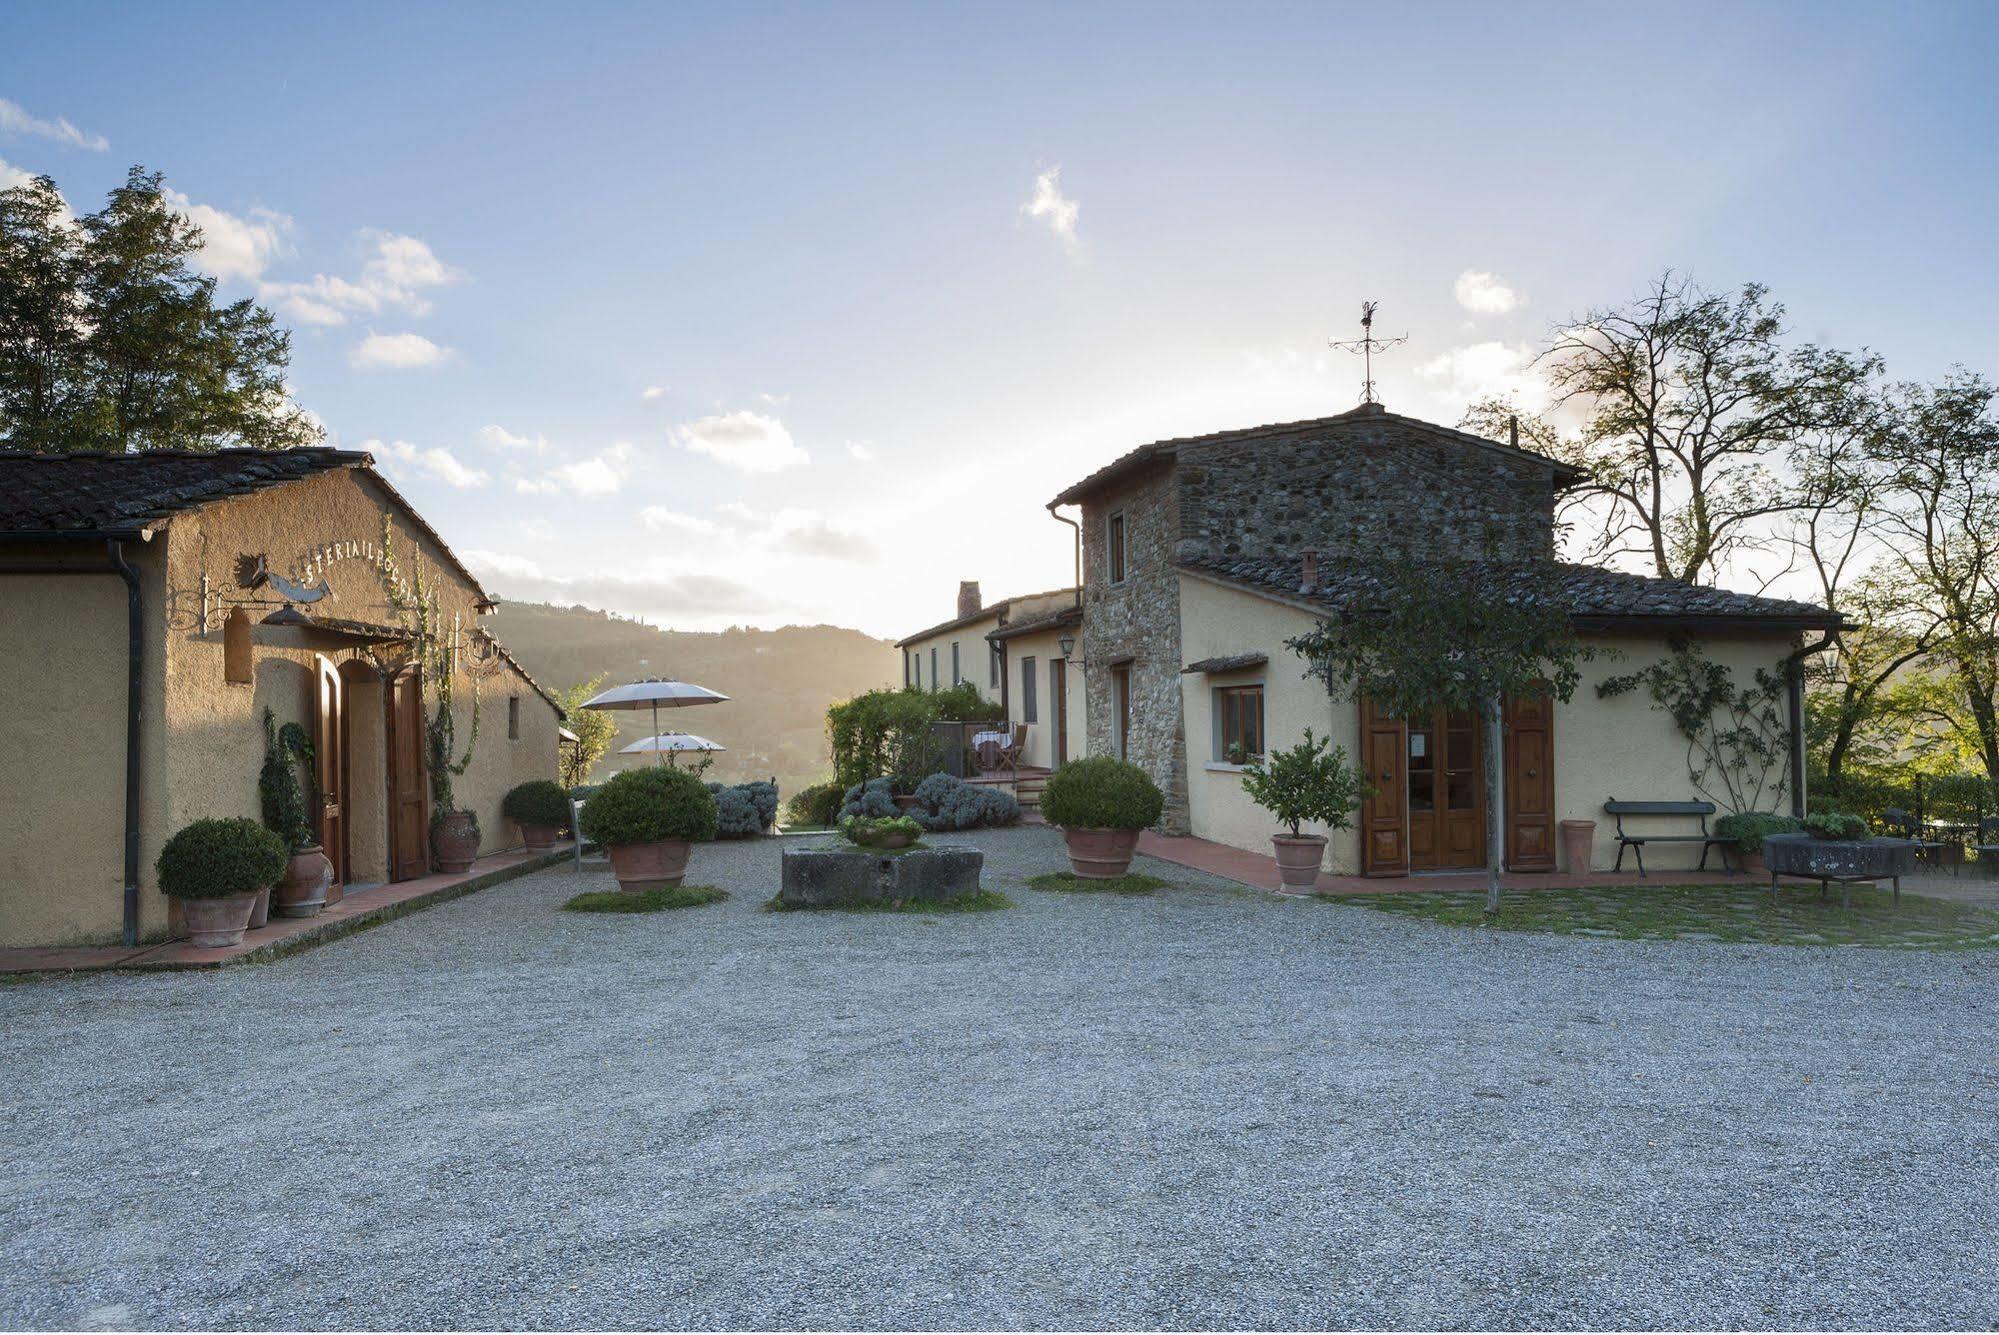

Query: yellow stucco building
left=0, top=449, right=563, bottom=949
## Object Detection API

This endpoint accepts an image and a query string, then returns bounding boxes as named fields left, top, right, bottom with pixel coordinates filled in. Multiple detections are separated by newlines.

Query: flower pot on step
left=520, top=823, right=562, bottom=854
left=272, top=845, right=332, bottom=919
left=606, top=838, right=692, bottom=892
left=1271, top=834, right=1327, bottom=893
left=1559, top=820, right=1596, bottom=875
left=1062, top=826, right=1142, bottom=879
left=181, top=891, right=259, bottom=948
left=431, top=810, right=481, bottom=874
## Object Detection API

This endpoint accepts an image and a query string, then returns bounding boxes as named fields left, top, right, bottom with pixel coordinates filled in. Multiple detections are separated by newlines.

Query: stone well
left=778, top=844, right=985, bottom=908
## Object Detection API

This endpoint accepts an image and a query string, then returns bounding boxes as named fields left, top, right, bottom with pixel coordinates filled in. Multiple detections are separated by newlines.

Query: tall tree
left=1287, top=556, right=1595, bottom=912
left=557, top=674, right=619, bottom=788
left=0, top=166, right=320, bottom=452
left=1465, top=273, right=1876, bottom=585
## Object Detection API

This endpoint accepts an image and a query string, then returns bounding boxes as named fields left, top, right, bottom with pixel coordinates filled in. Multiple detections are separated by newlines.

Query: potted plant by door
left=430, top=808, right=482, bottom=874
left=575, top=765, right=719, bottom=892
left=1713, top=811, right=1802, bottom=873
left=1039, top=756, right=1165, bottom=879
left=260, top=710, right=333, bottom=919
left=157, top=817, right=289, bottom=948
left=503, top=779, right=571, bottom=853
left=1239, top=729, right=1372, bottom=894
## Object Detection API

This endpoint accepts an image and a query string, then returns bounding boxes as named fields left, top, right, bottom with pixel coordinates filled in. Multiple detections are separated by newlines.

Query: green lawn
left=562, top=885, right=730, bottom=913
left=1327, top=881, right=1999, bottom=950
left=1028, top=870, right=1169, bottom=896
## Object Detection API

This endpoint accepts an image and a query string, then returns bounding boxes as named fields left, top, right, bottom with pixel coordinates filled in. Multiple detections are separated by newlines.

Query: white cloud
left=674, top=410, right=809, bottom=473
left=263, top=231, right=459, bottom=326
left=640, top=385, right=668, bottom=401
left=459, top=551, right=778, bottom=618
left=846, top=441, right=876, bottom=463
left=760, top=508, right=876, bottom=562
left=759, top=391, right=790, bottom=407
left=460, top=549, right=546, bottom=581
left=349, top=331, right=451, bottom=370
left=1022, top=166, right=1081, bottom=254
left=479, top=423, right=547, bottom=452
left=364, top=438, right=489, bottom=488
left=163, top=189, right=291, bottom=283
left=0, top=155, right=40, bottom=194
left=515, top=443, right=634, bottom=498
left=1416, top=341, right=1547, bottom=411
left=0, top=98, right=107, bottom=152
left=1454, top=269, right=1524, bottom=315
left=640, top=506, right=725, bottom=536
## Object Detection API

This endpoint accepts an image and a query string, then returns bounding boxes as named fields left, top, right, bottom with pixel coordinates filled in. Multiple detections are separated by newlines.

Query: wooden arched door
left=311, top=654, right=347, bottom=893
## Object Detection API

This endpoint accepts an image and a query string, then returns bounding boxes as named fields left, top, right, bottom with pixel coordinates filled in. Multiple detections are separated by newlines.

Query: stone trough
left=1762, top=833, right=1918, bottom=907
left=778, top=843, right=985, bottom=908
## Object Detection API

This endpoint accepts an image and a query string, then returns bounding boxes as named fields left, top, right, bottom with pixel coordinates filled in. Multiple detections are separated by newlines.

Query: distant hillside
left=487, top=602, right=899, bottom=796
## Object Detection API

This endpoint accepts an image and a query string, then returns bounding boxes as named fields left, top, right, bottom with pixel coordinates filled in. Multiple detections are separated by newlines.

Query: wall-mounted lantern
left=223, top=605, right=253, bottom=684
left=1058, top=633, right=1077, bottom=660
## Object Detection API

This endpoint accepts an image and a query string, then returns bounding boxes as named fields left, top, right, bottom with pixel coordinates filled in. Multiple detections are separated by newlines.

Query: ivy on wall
left=378, top=514, right=480, bottom=819
left=1597, top=638, right=1790, bottom=816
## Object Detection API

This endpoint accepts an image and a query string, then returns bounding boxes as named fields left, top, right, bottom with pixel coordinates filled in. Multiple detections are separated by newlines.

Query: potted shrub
left=503, top=779, right=571, bottom=853
left=576, top=765, right=719, bottom=892
left=430, top=808, right=481, bottom=874
left=1239, top=729, right=1371, bottom=893
left=259, top=710, right=333, bottom=920
left=1039, top=756, right=1165, bottom=879
left=1713, top=811, right=1802, bottom=873
left=157, top=817, right=288, bottom=947
left=843, top=814, right=923, bottom=849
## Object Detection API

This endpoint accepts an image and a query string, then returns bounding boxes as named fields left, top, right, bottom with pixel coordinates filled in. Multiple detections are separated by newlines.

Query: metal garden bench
left=1602, top=798, right=1732, bottom=877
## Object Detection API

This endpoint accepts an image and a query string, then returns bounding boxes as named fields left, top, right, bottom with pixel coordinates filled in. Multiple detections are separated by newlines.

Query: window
left=952, top=641, right=962, bottom=685
left=1215, top=684, right=1264, bottom=763
left=1108, top=511, right=1127, bottom=583
left=1111, top=663, right=1131, bottom=760
left=990, top=642, right=1001, bottom=688
left=904, top=650, right=913, bottom=687
left=1021, top=656, right=1038, bottom=722
left=508, top=695, right=521, bottom=740
left=930, top=647, right=938, bottom=689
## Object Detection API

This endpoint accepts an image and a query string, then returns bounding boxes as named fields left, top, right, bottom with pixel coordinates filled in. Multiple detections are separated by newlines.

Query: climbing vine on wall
left=1597, top=638, right=1790, bottom=815
left=378, top=515, right=480, bottom=818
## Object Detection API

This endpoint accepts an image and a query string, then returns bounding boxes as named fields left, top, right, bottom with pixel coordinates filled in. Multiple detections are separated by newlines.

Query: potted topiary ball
left=157, top=817, right=289, bottom=947
left=1039, top=756, right=1165, bottom=879
left=503, top=779, right=572, bottom=853
left=1239, top=729, right=1371, bottom=893
left=576, top=765, right=719, bottom=893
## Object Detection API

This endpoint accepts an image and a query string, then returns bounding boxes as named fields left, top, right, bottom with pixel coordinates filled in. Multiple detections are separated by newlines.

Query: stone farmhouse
left=898, top=401, right=1842, bottom=877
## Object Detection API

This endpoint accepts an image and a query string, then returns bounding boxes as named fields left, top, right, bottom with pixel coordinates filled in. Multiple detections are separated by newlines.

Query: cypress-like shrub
left=1039, top=757, right=1164, bottom=831
left=503, top=779, right=572, bottom=828
left=156, top=817, right=289, bottom=900
left=577, top=766, right=718, bottom=846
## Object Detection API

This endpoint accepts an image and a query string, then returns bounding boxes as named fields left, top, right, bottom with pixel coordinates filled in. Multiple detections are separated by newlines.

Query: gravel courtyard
left=3, top=825, right=1995, bottom=1331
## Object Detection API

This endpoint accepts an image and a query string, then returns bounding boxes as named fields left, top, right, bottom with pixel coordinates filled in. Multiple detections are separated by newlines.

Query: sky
left=5, top=1, right=1998, bottom=638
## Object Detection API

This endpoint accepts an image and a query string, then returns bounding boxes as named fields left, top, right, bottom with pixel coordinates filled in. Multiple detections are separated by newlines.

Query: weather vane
left=1329, top=300, right=1407, bottom=405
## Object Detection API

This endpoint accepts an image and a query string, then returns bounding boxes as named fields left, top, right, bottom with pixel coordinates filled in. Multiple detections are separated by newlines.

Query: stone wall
left=1079, top=461, right=1190, bottom=834
left=1173, top=408, right=1559, bottom=566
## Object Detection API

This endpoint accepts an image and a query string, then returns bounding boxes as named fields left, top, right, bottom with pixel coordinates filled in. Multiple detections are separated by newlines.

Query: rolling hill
left=486, top=601, right=899, bottom=797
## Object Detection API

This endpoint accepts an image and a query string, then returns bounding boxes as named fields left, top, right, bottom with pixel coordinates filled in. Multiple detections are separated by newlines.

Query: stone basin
left=1762, top=833, right=1917, bottom=883
left=778, top=843, right=984, bottom=908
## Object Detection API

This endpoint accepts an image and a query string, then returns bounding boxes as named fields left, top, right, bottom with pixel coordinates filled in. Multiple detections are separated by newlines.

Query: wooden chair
left=996, top=722, right=1026, bottom=772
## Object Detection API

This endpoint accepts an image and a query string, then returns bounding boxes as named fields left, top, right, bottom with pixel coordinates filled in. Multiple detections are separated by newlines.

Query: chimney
left=957, top=580, right=982, bottom=619
left=1299, top=549, right=1319, bottom=595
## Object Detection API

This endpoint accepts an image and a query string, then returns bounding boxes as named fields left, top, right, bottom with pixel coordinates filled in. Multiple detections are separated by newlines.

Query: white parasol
left=582, top=677, right=729, bottom=764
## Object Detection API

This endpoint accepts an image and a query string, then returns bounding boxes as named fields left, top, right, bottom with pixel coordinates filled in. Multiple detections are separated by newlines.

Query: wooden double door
left=313, top=655, right=429, bottom=887
left=1359, top=694, right=1554, bottom=876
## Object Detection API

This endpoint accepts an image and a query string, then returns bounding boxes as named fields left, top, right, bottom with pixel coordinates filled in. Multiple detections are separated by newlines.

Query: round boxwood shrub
left=156, top=817, right=289, bottom=900
left=1039, top=757, right=1165, bottom=831
left=503, top=778, right=571, bottom=829
left=577, top=766, right=719, bottom=846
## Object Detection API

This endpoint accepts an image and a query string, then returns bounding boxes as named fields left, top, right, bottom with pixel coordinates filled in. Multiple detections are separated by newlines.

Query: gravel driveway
left=4, top=826, right=1995, bottom=1330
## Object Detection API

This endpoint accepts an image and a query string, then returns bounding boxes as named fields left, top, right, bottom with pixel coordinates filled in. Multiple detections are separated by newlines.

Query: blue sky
left=5, top=1, right=1997, bottom=635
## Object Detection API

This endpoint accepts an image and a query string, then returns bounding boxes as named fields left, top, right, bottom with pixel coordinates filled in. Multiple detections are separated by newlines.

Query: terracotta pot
left=1271, top=834, right=1328, bottom=893
left=1559, top=819, right=1596, bottom=875
left=247, top=886, right=271, bottom=930
left=520, top=823, right=562, bottom=854
left=1732, top=846, right=1767, bottom=874
left=179, top=891, right=258, bottom=948
left=1062, top=826, right=1143, bottom=879
left=606, top=838, right=692, bottom=892
left=273, top=846, right=332, bottom=919
left=431, top=810, right=481, bottom=874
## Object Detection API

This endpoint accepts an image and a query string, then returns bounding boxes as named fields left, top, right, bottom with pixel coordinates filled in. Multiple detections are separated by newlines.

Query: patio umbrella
left=581, top=677, right=729, bottom=764
left=619, top=732, right=726, bottom=768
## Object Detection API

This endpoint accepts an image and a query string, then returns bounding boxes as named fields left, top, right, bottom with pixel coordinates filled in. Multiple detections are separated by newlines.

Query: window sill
left=1204, top=762, right=1252, bottom=774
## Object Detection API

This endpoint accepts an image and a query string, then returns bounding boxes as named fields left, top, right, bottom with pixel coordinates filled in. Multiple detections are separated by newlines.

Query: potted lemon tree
left=1240, top=729, right=1371, bottom=893
left=1040, top=756, right=1165, bottom=879
left=157, top=817, right=289, bottom=947
left=576, top=766, right=719, bottom=892
left=504, top=779, right=572, bottom=853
